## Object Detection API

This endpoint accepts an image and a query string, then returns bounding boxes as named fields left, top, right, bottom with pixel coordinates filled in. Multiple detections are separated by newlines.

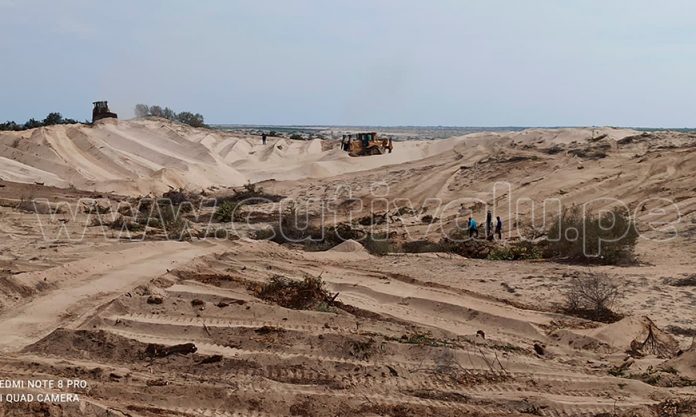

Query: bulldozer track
left=105, top=313, right=360, bottom=335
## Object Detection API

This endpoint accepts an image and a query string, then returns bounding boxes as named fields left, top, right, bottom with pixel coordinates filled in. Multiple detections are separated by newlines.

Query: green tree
left=0, top=121, right=20, bottom=131
left=43, top=112, right=64, bottom=125
left=162, top=107, right=176, bottom=120
left=149, top=105, right=163, bottom=117
left=23, top=118, right=42, bottom=129
left=176, top=111, right=206, bottom=128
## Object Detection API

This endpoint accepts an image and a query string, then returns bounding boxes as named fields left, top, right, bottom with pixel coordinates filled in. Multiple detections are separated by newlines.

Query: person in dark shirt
left=495, top=216, right=503, bottom=240
left=486, top=210, right=493, bottom=239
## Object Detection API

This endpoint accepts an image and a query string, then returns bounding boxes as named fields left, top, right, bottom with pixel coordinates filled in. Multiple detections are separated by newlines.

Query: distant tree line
left=0, top=112, right=80, bottom=131
left=134, top=104, right=207, bottom=128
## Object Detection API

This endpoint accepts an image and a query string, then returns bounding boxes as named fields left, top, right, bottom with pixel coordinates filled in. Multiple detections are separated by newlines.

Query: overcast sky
left=1, top=0, right=695, bottom=126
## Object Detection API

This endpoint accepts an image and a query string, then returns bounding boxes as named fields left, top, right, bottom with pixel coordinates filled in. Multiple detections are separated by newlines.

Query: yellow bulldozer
left=341, top=132, right=393, bottom=156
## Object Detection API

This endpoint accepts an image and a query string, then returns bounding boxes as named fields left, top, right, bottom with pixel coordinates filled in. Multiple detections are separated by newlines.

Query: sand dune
left=0, top=119, right=469, bottom=195
left=1, top=118, right=652, bottom=198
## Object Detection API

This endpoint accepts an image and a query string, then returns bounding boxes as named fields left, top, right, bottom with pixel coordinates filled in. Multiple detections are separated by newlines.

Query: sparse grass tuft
left=349, top=338, right=376, bottom=360
left=395, top=332, right=454, bottom=348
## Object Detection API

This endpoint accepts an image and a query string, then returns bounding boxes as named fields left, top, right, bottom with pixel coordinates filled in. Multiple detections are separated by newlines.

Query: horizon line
left=210, top=123, right=696, bottom=130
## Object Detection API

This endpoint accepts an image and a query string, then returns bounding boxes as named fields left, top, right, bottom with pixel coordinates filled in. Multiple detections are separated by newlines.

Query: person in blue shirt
left=468, top=216, right=479, bottom=238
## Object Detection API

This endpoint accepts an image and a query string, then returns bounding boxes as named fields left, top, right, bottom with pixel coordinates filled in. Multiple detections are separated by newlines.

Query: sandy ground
left=0, top=121, right=695, bottom=416
left=0, top=119, right=462, bottom=195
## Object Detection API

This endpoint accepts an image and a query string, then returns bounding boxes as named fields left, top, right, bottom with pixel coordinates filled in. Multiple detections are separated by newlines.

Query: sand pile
left=328, top=239, right=368, bottom=253
left=23, top=328, right=149, bottom=362
left=663, top=341, right=696, bottom=379
left=564, top=316, right=680, bottom=357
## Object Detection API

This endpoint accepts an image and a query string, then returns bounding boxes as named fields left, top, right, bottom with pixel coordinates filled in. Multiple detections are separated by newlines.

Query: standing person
left=486, top=210, right=493, bottom=239
left=262, top=133, right=267, bottom=145
left=468, top=216, right=479, bottom=238
left=495, top=216, right=503, bottom=240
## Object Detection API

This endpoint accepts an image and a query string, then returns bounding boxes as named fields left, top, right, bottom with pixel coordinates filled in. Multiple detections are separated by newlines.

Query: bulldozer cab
left=92, top=101, right=118, bottom=123
left=343, top=132, right=393, bottom=157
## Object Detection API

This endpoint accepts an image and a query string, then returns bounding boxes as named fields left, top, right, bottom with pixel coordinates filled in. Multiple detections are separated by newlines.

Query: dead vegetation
left=263, top=208, right=395, bottom=256
left=394, top=332, right=456, bottom=348
left=669, top=275, right=696, bottom=287
left=255, top=274, right=337, bottom=310
left=563, top=272, right=623, bottom=323
left=348, top=338, right=377, bottom=360
left=627, top=318, right=680, bottom=359
left=144, top=342, right=198, bottom=358
left=626, top=368, right=696, bottom=388
left=652, top=397, right=696, bottom=417
left=665, top=325, right=696, bottom=337
left=14, top=196, right=63, bottom=214
left=207, top=182, right=284, bottom=207
left=568, top=146, right=609, bottom=160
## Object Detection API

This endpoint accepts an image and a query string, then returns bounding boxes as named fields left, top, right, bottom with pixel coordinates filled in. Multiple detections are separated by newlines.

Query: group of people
left=467, top=210, right=503, bottom=240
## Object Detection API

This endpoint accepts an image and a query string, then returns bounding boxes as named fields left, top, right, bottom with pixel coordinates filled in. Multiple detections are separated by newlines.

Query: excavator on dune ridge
left=342, top=132, right=393, bottom=156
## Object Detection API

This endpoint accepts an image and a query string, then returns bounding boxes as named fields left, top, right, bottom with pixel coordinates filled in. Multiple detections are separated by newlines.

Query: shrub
left=206, top=182, right=284, bottom=207
left=545, top=206, right=638, bottom=265
left=488, top=241, right=543, bottom=261
left=110, top=215, right=143, bottom=232
left=250, top=227, right=275, bottom=240
left=157, top=202, right=191, bottom=241
left=401, top=240, right=446, bottom=253
left=421, top=215, right=438, bottom=223
left=270, top=204, right=313, bottom=243
left=438, top=238, right=495, bottom=259
left=214, top=201, right=242, bottom=222
left=362, top=233, right=392, bottom=256
left=162, top=189, right=193, bottom=206
left=563, top=272, right=622, bottom=322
